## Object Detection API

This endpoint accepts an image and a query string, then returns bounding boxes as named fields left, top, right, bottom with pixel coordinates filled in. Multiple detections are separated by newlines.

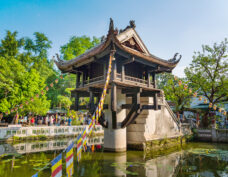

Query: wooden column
left=154, top=93, right=158, bottom=110
left=112, top=59, right=117, bottom=81
left=111, top=83, right=117, bottom=129
left=151, top=73, right=158, bottom=110
left=121, top=64, right=125, bottom=82
left=147, top=72, right=151, bottom=87
left=89, top=90, right=95, bottom=113
left=104, top=62, right=107, bottom=79
left=152, top=73, right=156, bottom=88
left=76, top=72, right=81, bottom=88
left=82, top=72, right=86, bottom=87
left=75, top=92, right=79, bottom=111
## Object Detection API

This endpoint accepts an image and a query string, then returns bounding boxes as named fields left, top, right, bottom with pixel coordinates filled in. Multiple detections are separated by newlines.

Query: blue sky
left=1, top=0, right=228, bottom=77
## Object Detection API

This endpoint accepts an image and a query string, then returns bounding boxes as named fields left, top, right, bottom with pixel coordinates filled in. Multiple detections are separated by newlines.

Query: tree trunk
left=201, top=112, right=209, bottom=128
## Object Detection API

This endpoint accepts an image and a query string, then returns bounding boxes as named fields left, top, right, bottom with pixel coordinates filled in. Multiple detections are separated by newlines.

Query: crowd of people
left=18, top=114, right=73, bottom=126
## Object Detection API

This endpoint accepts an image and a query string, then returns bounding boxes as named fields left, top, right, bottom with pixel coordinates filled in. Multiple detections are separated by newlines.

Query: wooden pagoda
left=55, top=19, right=182, bottom=150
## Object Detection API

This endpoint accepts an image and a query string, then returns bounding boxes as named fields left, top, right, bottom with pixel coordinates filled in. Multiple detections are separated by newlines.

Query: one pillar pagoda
left=55, top=19, right=182, bottom=152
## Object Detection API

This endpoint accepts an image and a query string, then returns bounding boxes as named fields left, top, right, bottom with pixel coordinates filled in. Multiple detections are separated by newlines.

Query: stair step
left=127, top=124, right=146, bottom=132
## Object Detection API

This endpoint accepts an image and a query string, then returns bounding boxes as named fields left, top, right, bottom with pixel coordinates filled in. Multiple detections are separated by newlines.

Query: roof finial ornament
left=129, top=20, right=136, bottom=28
left=169, top=53, right=182, bottom=62
left=109, top=18, right=114, bottom=33
left=56, top=53, right=64, bottom=63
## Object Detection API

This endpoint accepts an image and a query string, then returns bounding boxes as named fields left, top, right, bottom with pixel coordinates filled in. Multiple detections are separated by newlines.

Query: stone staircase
left=127, top=96, right=181, bottom=145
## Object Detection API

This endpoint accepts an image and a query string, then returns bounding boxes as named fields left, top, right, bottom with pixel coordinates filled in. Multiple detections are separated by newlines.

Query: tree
left=0, top=57, right=50, bottom=116
left=185, top=39, right=228, bottom=126
left=56, top=35, right=100, bottom=109
left=158, top=73, right=193, bottom=114
left=60, top=35, right=100, bottom=60
left=57, top=95, right=72, bottom=110
left=0, top=31, right=24, bottom=57
left=0, top=31, right=51, bottom=118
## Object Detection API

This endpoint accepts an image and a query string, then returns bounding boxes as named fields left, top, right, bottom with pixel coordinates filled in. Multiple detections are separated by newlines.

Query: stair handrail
left=164, top=100, right=181, bottom=129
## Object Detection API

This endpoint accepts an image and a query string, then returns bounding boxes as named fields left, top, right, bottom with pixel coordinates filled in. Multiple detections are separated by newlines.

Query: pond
left=0, top=138, right=228, bottom=177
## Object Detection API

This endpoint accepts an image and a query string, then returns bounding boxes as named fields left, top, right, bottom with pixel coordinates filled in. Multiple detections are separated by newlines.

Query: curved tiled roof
left=55, top=20, right=180, bottom=72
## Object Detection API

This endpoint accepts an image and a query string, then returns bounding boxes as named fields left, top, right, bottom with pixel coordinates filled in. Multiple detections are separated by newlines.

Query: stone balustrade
left=0, top=125, right=104, bottom=140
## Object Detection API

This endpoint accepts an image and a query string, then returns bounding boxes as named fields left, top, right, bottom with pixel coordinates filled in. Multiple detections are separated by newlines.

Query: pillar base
left=104, top=128, right=126, bottom=152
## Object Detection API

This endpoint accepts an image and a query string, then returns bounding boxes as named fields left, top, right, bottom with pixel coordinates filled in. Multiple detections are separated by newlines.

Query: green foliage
left=0, top=31, right=24, bottom=57
left=185, top=39, right=228, bottom=105
left=157, top=73, right=193, bottom=113
left=0, top=56, right=50, bottom=115
left=60, top=35, right=100, bottom=60
left=57, top=95, right=72, bottom=110
left=0, top=31, right=51, bottom=116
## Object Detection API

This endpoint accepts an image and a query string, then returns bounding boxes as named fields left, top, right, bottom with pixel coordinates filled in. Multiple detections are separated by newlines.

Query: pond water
left=0, top=137, right=228, bottom=177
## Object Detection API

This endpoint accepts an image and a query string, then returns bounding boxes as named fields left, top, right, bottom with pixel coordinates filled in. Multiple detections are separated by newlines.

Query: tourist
left=68, top=117, right=72, bottom=126
left=45, top=116, right=48, bottom=126
left=50, top=116, right=53, bottom=126
left=31, top=117, right=35, bottom=126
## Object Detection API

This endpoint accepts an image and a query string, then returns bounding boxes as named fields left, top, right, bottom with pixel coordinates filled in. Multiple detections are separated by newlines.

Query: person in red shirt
left=31, top=117, right=35, bottom=126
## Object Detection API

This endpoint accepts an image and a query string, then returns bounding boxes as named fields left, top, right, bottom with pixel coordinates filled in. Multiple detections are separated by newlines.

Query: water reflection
left=0, top=141, right=228, bottom=177
left=0, top=136, right=104, bottom=155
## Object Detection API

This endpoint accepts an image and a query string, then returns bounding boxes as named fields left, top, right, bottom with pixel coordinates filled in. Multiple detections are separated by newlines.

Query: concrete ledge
left=104, top=147, right=127, bottom=152
left=127, top=135, right=191, bottom=151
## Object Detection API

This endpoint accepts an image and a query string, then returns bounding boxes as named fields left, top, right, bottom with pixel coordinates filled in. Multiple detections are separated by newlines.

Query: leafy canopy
left=185, top=39, right=228, bottom=105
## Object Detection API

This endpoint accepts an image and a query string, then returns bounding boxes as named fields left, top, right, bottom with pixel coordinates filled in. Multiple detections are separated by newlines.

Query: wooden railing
left=116, top=73, right=154, bottom=87
left=80, top=76, right=105, bottom=87
left=78, top=73, right=154, bottom=88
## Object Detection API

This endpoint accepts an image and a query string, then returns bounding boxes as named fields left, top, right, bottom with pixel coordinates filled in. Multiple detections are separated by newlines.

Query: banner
left=66, top=143, right=74, bottom=177
left=77, top=134, right=82, bottom=162
left=51, top=153, right=62, bottom=177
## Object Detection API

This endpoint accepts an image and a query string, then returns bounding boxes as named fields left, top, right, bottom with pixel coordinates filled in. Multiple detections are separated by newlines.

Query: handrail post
left=121, top=65, right=125, bottom=82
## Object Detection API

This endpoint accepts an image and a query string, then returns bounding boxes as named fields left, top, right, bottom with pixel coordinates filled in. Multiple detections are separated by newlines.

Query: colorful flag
left=77, top=134, right=82, bottom=162
left=51, top=153, right=62, bottom=177
left=82, top=127, right=87, bottom=148
left=66, top=143, right=74, bottom=177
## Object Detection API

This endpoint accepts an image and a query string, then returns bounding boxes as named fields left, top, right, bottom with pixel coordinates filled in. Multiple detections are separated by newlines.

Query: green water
left=0, top=139, right=228, bottom=177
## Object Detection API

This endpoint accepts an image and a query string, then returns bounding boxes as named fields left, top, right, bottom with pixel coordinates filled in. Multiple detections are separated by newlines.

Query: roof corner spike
left=109, top=18, right=114, bottom=33
left=129, top=20, right=136, bottom=28
left=169, top=53, right=182, bottom=63
left=55, top=53, right=63, bottom=63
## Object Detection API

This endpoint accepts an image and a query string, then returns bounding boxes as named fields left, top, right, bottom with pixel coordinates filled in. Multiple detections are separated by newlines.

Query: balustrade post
left=121, top=65, right=125, bottom=82
left=147, top=72, right=151, bottom=87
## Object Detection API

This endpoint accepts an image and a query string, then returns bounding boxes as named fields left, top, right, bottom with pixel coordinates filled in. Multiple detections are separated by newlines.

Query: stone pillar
left=104, top=89, right=127, bottom=152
